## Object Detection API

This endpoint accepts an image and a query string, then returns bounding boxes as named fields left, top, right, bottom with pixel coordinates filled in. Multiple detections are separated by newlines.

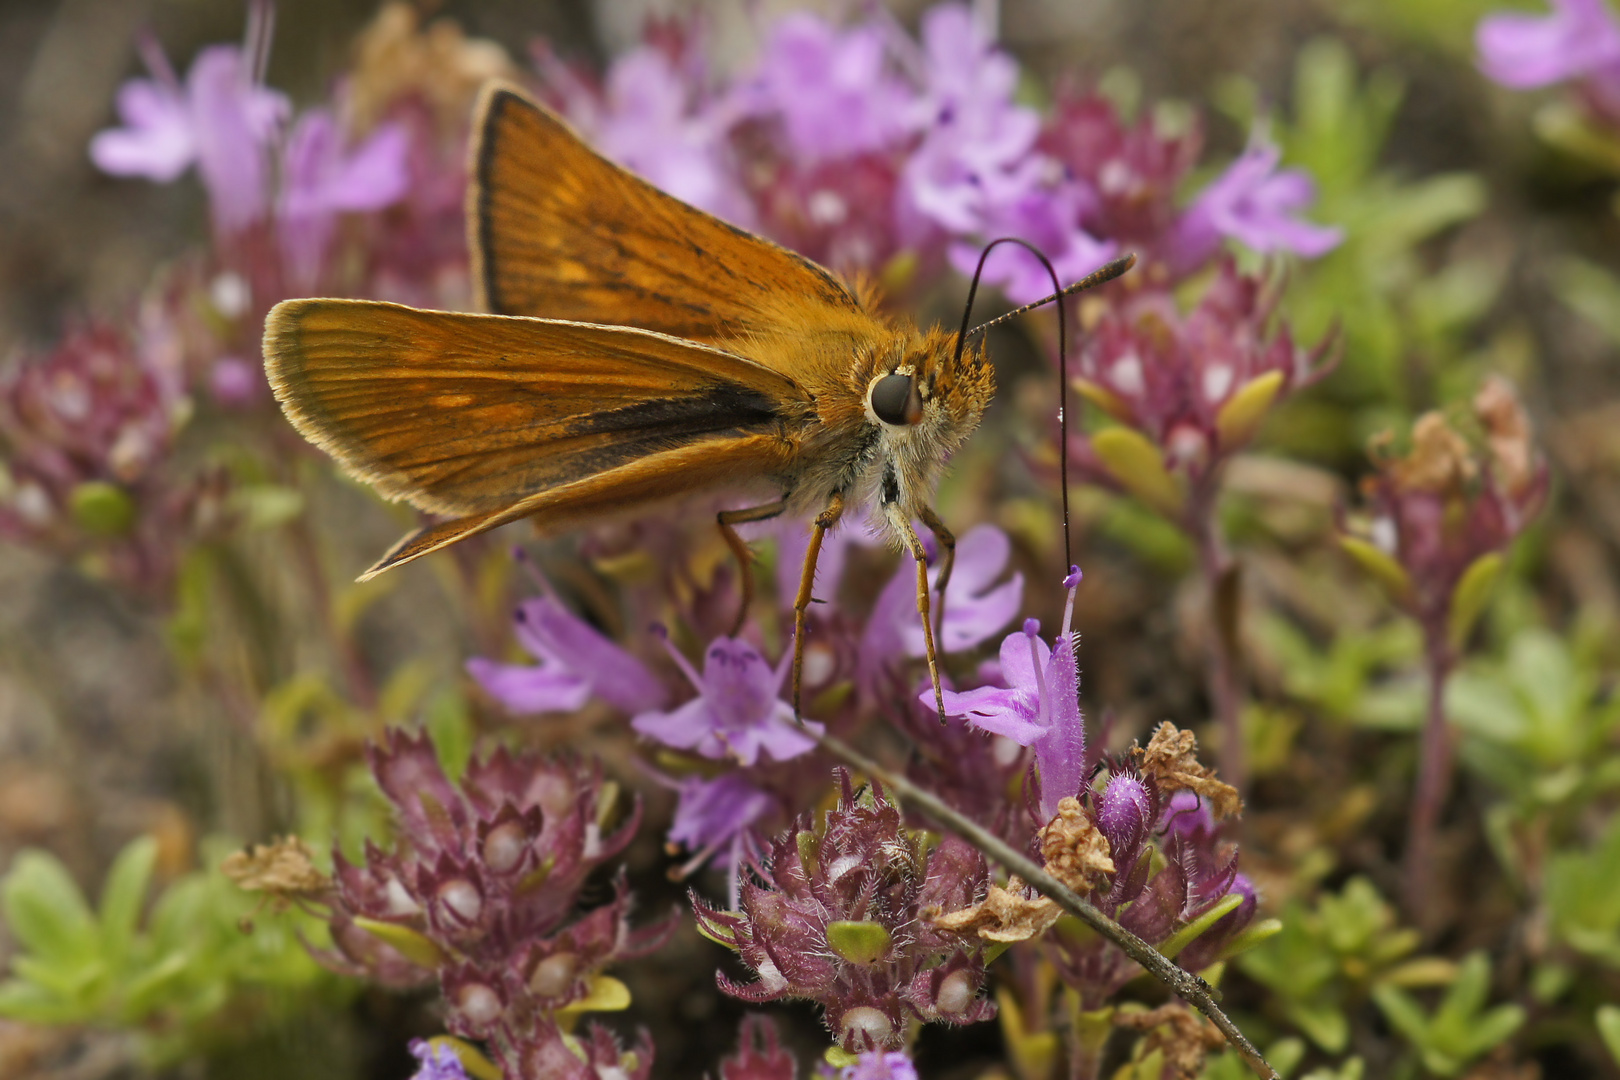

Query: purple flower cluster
left=0, top=323, right=217, bottom=590
left=691, top=771, right=994, bottom=1053
left=1067, top=260, right=1338, bottom=528
left=90, top=11, right=410, bottom=287
left=323, top=730, right=671, bottom=1079
left=471, top=526, right=1023, bottom=902
left=934, top=567, right=1088, bottom=821
left=79, top=4, right=487, bottom=421
left=1042, top=750, right=1255, bottom=1007
left=1342, top=377, right=1547, bottom=659
left=543, top=4, right=1338, bottom=293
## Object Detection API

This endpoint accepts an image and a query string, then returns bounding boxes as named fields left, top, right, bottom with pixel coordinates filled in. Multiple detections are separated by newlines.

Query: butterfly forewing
left=471, top=84, right=862, bottom=344
left=264, top=298, right=807, bottom=518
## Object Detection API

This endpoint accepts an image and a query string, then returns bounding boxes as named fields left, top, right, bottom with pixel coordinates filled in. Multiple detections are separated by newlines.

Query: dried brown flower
left=1039, top=797, right=1116, bottom=893
left=1375, top=412, right=1476, bottom=495
left=928, top=879, right=1062, bottom=943
left=1114, top=1004, right=1226, bottom=1080
left=1133, top=723, right=1242, bottom=820
left=348, top=3, right=518, bottom=134
left=221, top=836, right=331, bottom=899
left=1474, top=375, right=1534, bottom=494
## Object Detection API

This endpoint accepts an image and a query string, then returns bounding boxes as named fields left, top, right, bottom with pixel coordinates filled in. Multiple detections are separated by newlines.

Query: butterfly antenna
left=953, top=243, right=1136, bottom=576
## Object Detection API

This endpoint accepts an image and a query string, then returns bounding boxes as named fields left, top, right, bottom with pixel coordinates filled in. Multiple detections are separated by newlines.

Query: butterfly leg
left=791, top=491, right=846, bottom=719
left=889, top=504, right=947, bottom=725
left=919, top=505, right=956, bottom=644
left=717, top=499, right=788, bottom=636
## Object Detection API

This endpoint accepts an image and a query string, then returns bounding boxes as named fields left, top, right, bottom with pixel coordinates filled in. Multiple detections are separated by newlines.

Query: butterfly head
left=862, top=327, right=993, bottom=527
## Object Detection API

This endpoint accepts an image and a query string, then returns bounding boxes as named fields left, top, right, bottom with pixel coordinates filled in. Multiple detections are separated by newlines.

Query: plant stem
left=1195, top=513, right=1245, bottom=793
left=816, top=730, right=1279, bottom=1080
left=1403, top=636, right=1455, bottom=925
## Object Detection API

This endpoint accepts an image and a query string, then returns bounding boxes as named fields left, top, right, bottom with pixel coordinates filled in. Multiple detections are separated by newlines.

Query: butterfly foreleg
left=717, top=499, right=789, bottom=637
left=890, top=505, right=947, bottom=725
left=790, top=490, right=847, bottom=720
left=919, top=505, right=956, bottom=645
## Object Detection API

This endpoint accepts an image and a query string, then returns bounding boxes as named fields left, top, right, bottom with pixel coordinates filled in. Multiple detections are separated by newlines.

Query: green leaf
left=1090, top=427, right=1186, bottom=519
left=1447, top=553, right=1503, bottom=651
left=2, top=850, right=100, bottom=966
left=228, top=484, right=305, bottom=530
left=68, top=481, right=136, bottom=537
left=1597, top=1005, right=1620, bottom=1066
left=1370, top=984, right=1429, bottom=1046
left=1215, top=371, right=1285, bottom=448
left=118, top=951, right=192, bottom=1022
left=1338, top=536, right=1412, bottom=603
left=352, top=917, right=445, bottom=969
left=0, top=978, right=82, bottom=1023
left=1158, top=892, right=1244, bottom=959
left=826, top=921, right=892, bottom=965
left=1373, top=952, right=1524, bottom=1076
left=1286, top=997, right=1350, bottom=1053
left=99, top=837, right=157, bottom=969
left=1553, top=256, right=1620, bottom=347
left=1215, top=917, right=1283, bottom=962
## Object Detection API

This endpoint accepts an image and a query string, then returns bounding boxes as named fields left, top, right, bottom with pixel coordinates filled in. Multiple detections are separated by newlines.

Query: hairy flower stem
left=1195, top=513, right=1246, bottom=793
left=1403, top=639, right=1456, bottom=926
left=815, top=730, right=1279, bottom=1080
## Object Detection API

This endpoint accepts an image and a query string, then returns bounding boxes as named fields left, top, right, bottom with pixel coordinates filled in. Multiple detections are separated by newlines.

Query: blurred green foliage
left=1219, top=38, right=1499, bottom=460
left=0, top=836, right=340, bottom=1066
left=1371, top=952, right=1526, bottom=1076
left=1239, top=877, right=1453, bottom=1054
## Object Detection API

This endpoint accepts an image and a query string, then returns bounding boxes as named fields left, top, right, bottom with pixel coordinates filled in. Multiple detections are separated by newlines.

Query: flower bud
left=1097, top=774, right=1152, bottom=859
left=434, top=878, right=483, bottom=931
left=838, top=1006, right=893, bottom=1050
left=934, top=969, right=976, bottom=1017
left=482, top=820, right=528, bottom=875
left=528, top=951, right=578, bottom=999
left=452, top=981, right=503, bottom=1032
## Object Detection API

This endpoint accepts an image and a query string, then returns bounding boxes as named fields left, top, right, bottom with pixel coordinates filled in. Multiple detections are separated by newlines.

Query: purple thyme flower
left=898, top=4, right=1115, bottom=302
left=933, top=568, right=1086, bottom=820
left=734, top=12, right=919, bottom=165
left=860, top=523, right=1024, bottom=692
left=408, top=1039, right=470, bottom=1080
left=844, top=1049, right=919, bottom=1080
left=276, top=108, right=410, bottom=288
left=900, top=5, right=1040, bottom=234
left=90, top=16, right=289, bottom=234
left=545, top=40, right=752, bottom=225
left=633, top=635, right=822, bottom=766
left=1477, top=0, right=1620, bottom=91
left=209, top=355, right=262, bottom=408
left=691, top=771, right=993, bottom=1052
left=1172, top=137, right=1342, bottom=270
left=467, top=560, right=667, bottom=716
left=1038, top=91, right=1204, bottom=272
left=942, top=157, right=1116, bottom=305
left=665, top=771, right=778, bottom=907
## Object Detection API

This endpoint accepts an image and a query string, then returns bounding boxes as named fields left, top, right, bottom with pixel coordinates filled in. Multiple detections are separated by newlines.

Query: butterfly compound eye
left=870, top=373, right=922, bottom=426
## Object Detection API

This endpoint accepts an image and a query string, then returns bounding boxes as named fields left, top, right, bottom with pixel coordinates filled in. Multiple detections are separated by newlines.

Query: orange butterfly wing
left=469, top=83, right=864, bottom=345
left=264, top=299, right=807, bottom=575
